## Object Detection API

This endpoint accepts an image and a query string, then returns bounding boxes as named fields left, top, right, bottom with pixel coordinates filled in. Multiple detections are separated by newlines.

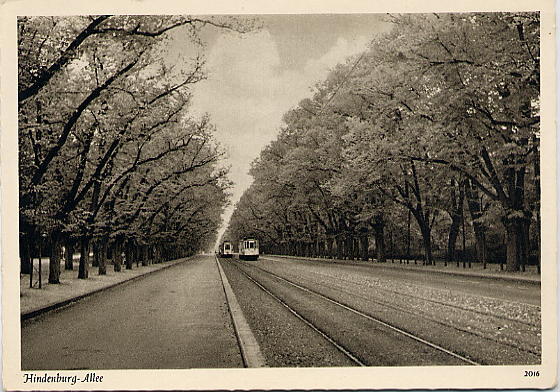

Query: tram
left=238, top=238, right=259, bottom=260
left=219, top=241, right=234, bottom=258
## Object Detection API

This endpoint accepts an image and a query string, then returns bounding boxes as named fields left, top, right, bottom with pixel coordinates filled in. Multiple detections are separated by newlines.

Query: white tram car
left=219, top=241, right=234, bottom=258
left=238, top=238, right=259, bottom=260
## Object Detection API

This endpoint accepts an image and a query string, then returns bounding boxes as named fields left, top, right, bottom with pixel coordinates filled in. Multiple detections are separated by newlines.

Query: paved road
left=21, top=256, right=243, bottom=370
left=21, top=254, right=541, bottom=369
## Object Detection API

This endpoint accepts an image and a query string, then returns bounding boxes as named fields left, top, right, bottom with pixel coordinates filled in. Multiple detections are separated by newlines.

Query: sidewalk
left=266, top=254, right=541, bottom=284
left=20, top=257, right=192, bottom=319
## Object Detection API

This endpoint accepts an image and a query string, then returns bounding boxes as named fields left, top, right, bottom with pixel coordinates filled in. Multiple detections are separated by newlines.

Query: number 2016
left=524, top=371, right=540, bottom=377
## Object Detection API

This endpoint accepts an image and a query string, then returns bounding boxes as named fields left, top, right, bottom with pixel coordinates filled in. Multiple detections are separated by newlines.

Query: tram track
left=262, top=256, right=540, bottom=314
left=234, top=263, right=366, bottom=366
left=235, top=263, right=541, bottom=364
left=258, top=256, right=541, bottom=356
left=262, top=256, right=540, bottom=325
left=225, top=259, right=480, bottom=366
left=257, top=259, right=541, bottom=357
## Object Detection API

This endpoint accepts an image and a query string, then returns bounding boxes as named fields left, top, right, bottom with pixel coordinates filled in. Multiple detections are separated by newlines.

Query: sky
left=170, top=14, right=392, bottom=245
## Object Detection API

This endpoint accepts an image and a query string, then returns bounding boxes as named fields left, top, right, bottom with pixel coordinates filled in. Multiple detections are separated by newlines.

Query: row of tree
left=225, top=13, right=540, bottom=272
left=18, top=16, right=253, bottom=282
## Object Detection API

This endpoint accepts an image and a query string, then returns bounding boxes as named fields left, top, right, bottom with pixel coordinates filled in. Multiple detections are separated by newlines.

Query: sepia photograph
left=2, top=0, right=556, bottom=390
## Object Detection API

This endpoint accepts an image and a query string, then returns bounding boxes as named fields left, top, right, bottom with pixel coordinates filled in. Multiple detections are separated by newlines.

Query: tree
left=19, top=15, right=252, bottom=281
left=226, top=12, right=540, bottom=272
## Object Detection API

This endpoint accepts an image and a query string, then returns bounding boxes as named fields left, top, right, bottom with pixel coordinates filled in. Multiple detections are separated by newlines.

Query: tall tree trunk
left=389, top=229, right=394, bottom=263
left=64, top=237, right=74, bottom=270
left=141, top=245, right=149, bottom=266
left=404, top=161, right=434, bottom=265
left=353, top=237, right=360, bottom=260
left=419, top=220, right=433, bottom=266
left=462, top=211, right=467, bottom=268
left=345, top=235, right=353, bottom=260
left=125, top=239, right=134, bottom=270
left=92, top=239, right=100, bottom=267
left=504, top=218, right=520, bottom=272
left=48, top=231, right=62, bottom=284
left=78, top=236, right=89, bottom=279
left=113, top=239, right=122, bottom=272
left=406, top=210, right=411, bottom=264
left=474, top=228, right=488, bottom=268
left=326, top=237, right=334, bottom=258
left=466, top=180, right=488, bottom=267
left=447, top=216, right=460, bottom=265
left=20, top=233, right=32, bottom=274
left=154, top=244, right=160, bottom=263
left=150, top=244, right=155, bottom=263
left=360, top=232, right=369, bottom=261
left=135, top=244, right=140, bottom=267
left=98, top=236, right=108, bottom=275
left=447, top=179, right=465, bottom=265
left=519, top=217, right=530, bottom=272
left=336, top=236, right=344, bottom=260
left=502, top=159, right=530, bottom=271
left=534, top=142, right=541, bottom=274
left=373, top=219, right=386, bottom=262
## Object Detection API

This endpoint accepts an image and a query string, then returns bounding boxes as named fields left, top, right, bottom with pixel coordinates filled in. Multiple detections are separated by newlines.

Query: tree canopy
left=19, top=15, right=255, bottom=281
left=225, top=12, right=540, bottom=272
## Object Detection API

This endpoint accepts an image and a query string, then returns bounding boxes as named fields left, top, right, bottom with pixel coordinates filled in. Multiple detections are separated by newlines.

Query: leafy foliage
left=225, top=13, right=540, bottom=271
left=18, top=15, right=255, bottom=280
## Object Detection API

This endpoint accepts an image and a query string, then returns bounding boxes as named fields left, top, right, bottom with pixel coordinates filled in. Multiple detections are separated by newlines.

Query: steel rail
left=258, top=257, right=541, bottom=357
left=240, top=261, right=481, bottom=366
left=229, top=261, right=366, bottom=366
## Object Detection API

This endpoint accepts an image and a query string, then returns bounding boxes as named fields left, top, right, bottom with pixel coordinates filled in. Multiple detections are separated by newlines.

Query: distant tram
left=219, top=241, right=234, bottom=258
left=238, top=238, right=259, bottom=260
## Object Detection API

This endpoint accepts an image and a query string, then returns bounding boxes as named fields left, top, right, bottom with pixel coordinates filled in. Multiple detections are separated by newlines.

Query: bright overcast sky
left=170, top=14, right=392, bottom=243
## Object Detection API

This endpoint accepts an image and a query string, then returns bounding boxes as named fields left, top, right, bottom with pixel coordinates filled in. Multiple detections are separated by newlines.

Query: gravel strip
left=253, top=257, right=541, bottom=365
left=220, top=259, right=356, bottom=367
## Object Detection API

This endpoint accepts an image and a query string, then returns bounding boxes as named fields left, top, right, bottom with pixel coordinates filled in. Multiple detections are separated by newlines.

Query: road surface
left=21, top=254, right=540, bottom=369
left=22, top=256, right=242, bottom=369
left=219, top=256, right=540, bottom=366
